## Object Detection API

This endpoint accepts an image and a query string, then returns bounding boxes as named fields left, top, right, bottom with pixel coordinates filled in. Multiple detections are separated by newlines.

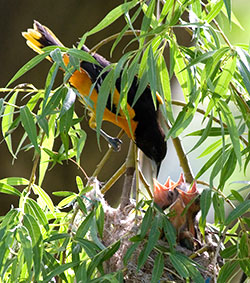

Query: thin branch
left=92, top=129, right=124, bottom=177
left=101, top=162, right=126, bottom=194
left=90, top=30, right=141, bottom=53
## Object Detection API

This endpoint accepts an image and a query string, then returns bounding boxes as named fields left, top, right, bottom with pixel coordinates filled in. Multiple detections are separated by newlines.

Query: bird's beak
left=152, top=160, right=161, bottom=177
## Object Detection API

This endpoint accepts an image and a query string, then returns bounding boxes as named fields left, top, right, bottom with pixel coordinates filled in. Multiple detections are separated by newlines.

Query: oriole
left=22, top=21, right=167, bottom=172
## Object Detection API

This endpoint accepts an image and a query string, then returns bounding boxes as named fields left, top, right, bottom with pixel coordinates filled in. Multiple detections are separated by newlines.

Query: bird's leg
left=88, top=111, right=122, bottom=152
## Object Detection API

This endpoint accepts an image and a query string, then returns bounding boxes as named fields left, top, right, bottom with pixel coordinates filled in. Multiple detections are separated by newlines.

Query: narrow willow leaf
left=200, top=189, right=212, bottom=224
left=60, top=88, right=76, bottom=117
left=217, top=261, right=238, bottom=283
left=23, top=214, right=43, bottom=280
left=0, top=182, right=21, bottom=197
left=39, top=114, right=57, bottom=186
left=169, top=253, right=189, bottom=278
left=195, top=144, right=230, bottom=179
left=157, top=54, right=174, bottom=123
left=205, top=0, right=223, bottom=23
left=78, top=0, right=138, bottom=49
left=209, top=148, right=231, bottom=187
left=95, top=69, right=114, bottom=146
left=225, top=200, right=250, bottom=225
left=96, top=203, right=104, bottom=239
left=188, top=112, right=213, bottom=153
left=75, top=210, right=95, bottom=238
left=213, top=193, right=225, bottom=225
left=57, top=194, right=76, bottom=208
left=0, top=177, right=29, bottom=186
left=214, top=55, right=236, bottom=98
left=17, top=227, right=33, bottom=276
left=198, top=139, right=222, bottom=158
left=68, top=49, right=99, bottom=65
left=137, top=216, right=161, bottom=270
left=26, top=198, right=48, bottom=229
left=140, top=0, right=156, bottom=47
left=218, top=100, right=241, bottom=166
left=223, top=0, right=231, bottom=23
left=220, top=245, right=237, bottom=258
left=2, top=91, right=18, bottom=158
left=151, top=253, right=164, bottom=283
left=87, top=240, right=120, bottom=279
left=43, top=261, right=80, bottom=283
left=147, top=46, right=157, bottom=108
left=42, top=63, right=60, bottom=111
left=140, top=207, right=153, bottom=239
left=237, top=47, right=250, bottom=96
left=163, top=216, right=176, bottom=250
left=32, top=184, right=55, bottom=213
left=20, top=106, right=40, bottom=153
left=123, top=242, right=140, bottom=266
left=75, top=237, right=100, bottom=258
left=6, top=51, right=51, bottom=87
left=219, top=149, right=237, bottom=189
left=159, top=0, right=174, bottom=22
left=230, top=189, right=244, bottom=202
left=173, top=42, right=193, bottom=101
left=187, top=127, right=229, bottom=137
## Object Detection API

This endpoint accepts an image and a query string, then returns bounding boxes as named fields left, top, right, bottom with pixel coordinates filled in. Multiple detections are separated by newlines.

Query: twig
left=92, top=129, right=124, bottom=177
left=101, top=162, right=126, bottom=194
left=27, top=132, right=45, bottom=194
left=189, top=244, right=210, bottom=259
left=120, top=141, right=135, bottom=210
left=90, top=30, right=141, bottom=53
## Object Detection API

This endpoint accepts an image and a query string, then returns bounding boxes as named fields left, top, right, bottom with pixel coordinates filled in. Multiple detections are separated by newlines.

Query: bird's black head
left=135, top=119, right=167, bottom=174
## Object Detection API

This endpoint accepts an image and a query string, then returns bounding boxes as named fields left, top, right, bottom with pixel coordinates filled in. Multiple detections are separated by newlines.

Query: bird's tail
left=22, top=20, right=64, bottom=57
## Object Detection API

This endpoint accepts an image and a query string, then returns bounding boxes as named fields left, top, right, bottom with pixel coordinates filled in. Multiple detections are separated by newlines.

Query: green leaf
left=217, top=261, right=238, bottom=283
left=137, top=215, right=161, bottom=270
left=218, top=100, right=241, bottom=166
left=147, top=46, right=157, bottom=108
left=96, top=203, right=105, bottom=239
left=45, top=233, right=70, bottom=242
left=163, top=216, right=176, bottom=250
left=78, top=0, right=138, bottom=48
left=123, top=242, right=140, bottom=266
left=205, top=0, right=223, bottom=23
left=157, top=54, right=174, bottom=124
left=43, top=261, right=80, bottom=283
left=39, top=114, right=57, bottom=186
left=6, top=51, right=51, bottom=87
left=225, top=200, right=250, bottom=225
left=0, top=182, right=21, bottom=196
left=214, top=55, right=236, bottom=98
left=68, top=49, right=99, bottom=65
left=159, top=0, right=174, bottom=23
left=20, top=106, right=40, bottom=153
left=151, top=253, right=164, bottom=283
left=187, top=127, right=230, bottom=137
left=195, top=144, right=230, bottom=179
left=26, top=198, right=48, bottom=229
left=140, top=207, right=153, bottom=239
left=32, top=184, right=55, bottom=213
left=219, top=149, right=237, bottom=189
left=169, top=253, right=189, bottom=278
left=17, top=226, right=33, bottom=277
left=57, top=194, right=76, bottom=208
left=75, top=237, right=100, bottom=258
left=1, top=91, right=18, bottom=158
left=188, top=112, right=213, bottom=153
left=220, top=245, right=237, bottom=258
left=223, top=0, right=231, bottom=23
left=75, top=210, right=95, bottom=238
left=60, top=88, right=76, bottom=117
left=200, top=189, right=212, bottom=224
left=229, top=189, right=244, bottom=202
left=237, top=47, right=250, bottom=96
left=22, top=214, right=43, bottom=280
left=213, top=193, right=225, bottom=225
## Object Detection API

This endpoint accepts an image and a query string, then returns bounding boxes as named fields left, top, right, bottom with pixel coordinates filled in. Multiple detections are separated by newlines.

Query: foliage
left=0, top=0, right=250, bottom=282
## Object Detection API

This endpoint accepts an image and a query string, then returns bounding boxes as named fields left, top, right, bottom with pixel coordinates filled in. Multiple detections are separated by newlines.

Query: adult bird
left=22, top=21, right=167, bottom=174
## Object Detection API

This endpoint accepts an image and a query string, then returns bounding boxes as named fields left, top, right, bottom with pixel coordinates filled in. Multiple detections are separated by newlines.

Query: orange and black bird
left=22, top=21, right=167, bottom=173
